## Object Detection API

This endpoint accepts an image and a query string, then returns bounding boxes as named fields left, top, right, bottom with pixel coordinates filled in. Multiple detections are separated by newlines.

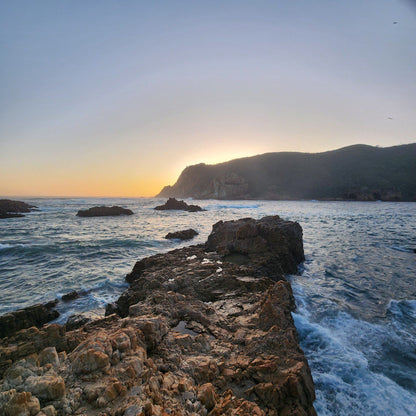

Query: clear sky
left=1, top=0, right=415, bottom=197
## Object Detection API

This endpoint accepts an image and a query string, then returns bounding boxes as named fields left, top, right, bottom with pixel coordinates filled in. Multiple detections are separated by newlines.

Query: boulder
left=0, top=389, right=40, bottom=416
left=164, top=229, right=198, bottom=240
left=76, top=206, right=133, bottom=217
left=24, top=371, right=66, bottom=400
left=205, top=215, right=304, bottom=279
left=154, top=198, right=204, bottom=212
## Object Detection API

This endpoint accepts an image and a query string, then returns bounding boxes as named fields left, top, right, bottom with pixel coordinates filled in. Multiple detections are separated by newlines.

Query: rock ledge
left=0, top=215, right=316, bottom=416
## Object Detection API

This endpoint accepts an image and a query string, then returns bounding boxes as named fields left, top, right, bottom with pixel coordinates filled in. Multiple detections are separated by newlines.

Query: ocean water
left=0, top=198, right=415, bottom=415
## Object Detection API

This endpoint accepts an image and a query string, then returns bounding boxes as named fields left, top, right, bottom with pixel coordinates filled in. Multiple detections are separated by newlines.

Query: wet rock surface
left=165, top=229, right=198, bottom=240
left=76, top=206, right=134, bottom=217
left=154, top=198, right=204, bottom=212
left=0, top=216, right=316, bottom=415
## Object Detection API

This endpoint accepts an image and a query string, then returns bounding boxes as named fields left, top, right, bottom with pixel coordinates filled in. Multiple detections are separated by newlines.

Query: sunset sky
left=1, top=0, right=415, bottom=197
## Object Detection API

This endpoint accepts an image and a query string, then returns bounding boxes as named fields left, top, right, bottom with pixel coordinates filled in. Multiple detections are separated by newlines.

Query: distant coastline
left=157, top=143, right=416, bottom=202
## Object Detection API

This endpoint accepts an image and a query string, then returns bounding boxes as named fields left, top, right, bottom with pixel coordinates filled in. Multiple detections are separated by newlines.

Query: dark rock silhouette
left=0, top=199, right=37, bottom=218
left=76, top=206, right=134, bottom=217
left=165, top=229, right=198, bottom=240
left=154, top=197, right=204, bottom=212
left=157, top=143, right=416, bottom=201
left=61, top=291, right=80, bottom=302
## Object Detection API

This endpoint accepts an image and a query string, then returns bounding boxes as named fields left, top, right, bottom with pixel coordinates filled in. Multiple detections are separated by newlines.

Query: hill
left=157, top=144, right=416, bottom=201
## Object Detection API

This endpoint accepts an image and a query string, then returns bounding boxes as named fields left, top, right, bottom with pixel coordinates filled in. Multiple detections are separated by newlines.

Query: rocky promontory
left=154, top=198, right=204, bottom=212
left=0, top=216, right=316, bottom=416
left=77, top=206, right=134, bottom=217
left=157, top=143, right=416, bottom=201
left=0, top=199, right=38, bottom=219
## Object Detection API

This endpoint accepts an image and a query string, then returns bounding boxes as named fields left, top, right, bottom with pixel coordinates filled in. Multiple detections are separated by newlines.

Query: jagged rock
left=154, top=198, right=204, bottom=212
left=197, top=383, right=217, bottom=410
left=24, top=371, right=66, bottom=400
left=41, top=405, right=57, bottom=416
left=165, top=229, right=198, bottom=240
left=0, top=216, right=316, bottom=416
left=65, top=314, right=91, bottom=331
left=205, top=215, right=304, bottom=278
left=0, top=389, right=40, bottom=416
left=38, top=347, right=60, bottom=367
left=76, top=206, right=134, bottom=217
left=0, top=300, right=59, bottom=338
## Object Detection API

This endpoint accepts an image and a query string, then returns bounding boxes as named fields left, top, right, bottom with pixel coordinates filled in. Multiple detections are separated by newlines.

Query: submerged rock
left=154, top=197, right=204, bottom=212
left=0, top=216, right=316, bottom=415
left=76, top=206, right=134, bottom=217
left=165, top=228, right=198, bottom=240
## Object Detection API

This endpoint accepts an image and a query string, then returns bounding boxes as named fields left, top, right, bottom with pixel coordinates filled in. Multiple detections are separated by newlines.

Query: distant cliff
left=157, top=144, right=416, bottom=201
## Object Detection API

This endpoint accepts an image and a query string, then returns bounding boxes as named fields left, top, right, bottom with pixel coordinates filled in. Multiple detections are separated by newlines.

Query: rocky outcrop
left=77, top=206, right=134, bottom=217
left=0, top=216, right=316, bottom=416
left=205, top=216, right=305, bottom=278
left=157, top=143, right=416, bottom=201
left=154, top=198, right=204, bottom=212
left=0, top=199, right=38, bottom=218
left=165, top=229, right=198, bottom=240
left=0, top=301, right=59, bottom=339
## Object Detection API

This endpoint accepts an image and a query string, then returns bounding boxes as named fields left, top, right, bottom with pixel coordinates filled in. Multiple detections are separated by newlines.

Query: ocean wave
left=387, top=299, right=416, bottom=327
left=206, top=203, right=260, bottom=210
left=293, top=310, right=416, bottom=415
left=0, top=243, right=25, bottom=250
left=391, top=245, right=415, bottom=253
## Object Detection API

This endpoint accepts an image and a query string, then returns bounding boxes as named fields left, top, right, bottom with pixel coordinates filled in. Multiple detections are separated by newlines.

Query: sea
left=0, top=198, right=415, bottom=415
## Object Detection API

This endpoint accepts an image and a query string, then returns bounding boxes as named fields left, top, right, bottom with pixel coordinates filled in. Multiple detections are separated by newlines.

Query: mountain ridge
left=157, top=143, right=416, bottom=201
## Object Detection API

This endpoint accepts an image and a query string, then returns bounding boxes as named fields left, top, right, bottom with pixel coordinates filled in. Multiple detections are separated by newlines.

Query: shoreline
left=0, top=216, right=316, bottom=415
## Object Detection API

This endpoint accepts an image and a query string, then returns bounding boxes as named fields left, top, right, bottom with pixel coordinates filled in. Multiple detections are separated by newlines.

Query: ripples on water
left=0, top=198, right=415, bottom=415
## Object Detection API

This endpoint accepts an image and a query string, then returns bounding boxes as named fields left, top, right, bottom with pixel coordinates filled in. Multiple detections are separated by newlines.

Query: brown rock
left=0, top=389, right=40, bottom=416
left=38, top=347, right=60, bottom=367
left=24, top=371, right=66, bottom=400
left=197, top=383, right=217, bottom=410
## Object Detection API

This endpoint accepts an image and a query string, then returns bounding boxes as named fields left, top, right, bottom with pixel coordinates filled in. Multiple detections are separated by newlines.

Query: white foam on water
left=292, top=292, right=416, bottom=416
left=0, top=243, right=24, bottom=250
left=205, top=203, right=260, bottom=210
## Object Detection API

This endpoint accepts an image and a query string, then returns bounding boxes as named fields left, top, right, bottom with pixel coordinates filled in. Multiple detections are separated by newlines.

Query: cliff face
left=157, top=143, right=416, bottom=201
left=0, top=216, right=316, bottom=416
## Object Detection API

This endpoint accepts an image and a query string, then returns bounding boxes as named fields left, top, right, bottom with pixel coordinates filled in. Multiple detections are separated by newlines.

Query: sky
left=1, top=0, right=415, bottom=197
